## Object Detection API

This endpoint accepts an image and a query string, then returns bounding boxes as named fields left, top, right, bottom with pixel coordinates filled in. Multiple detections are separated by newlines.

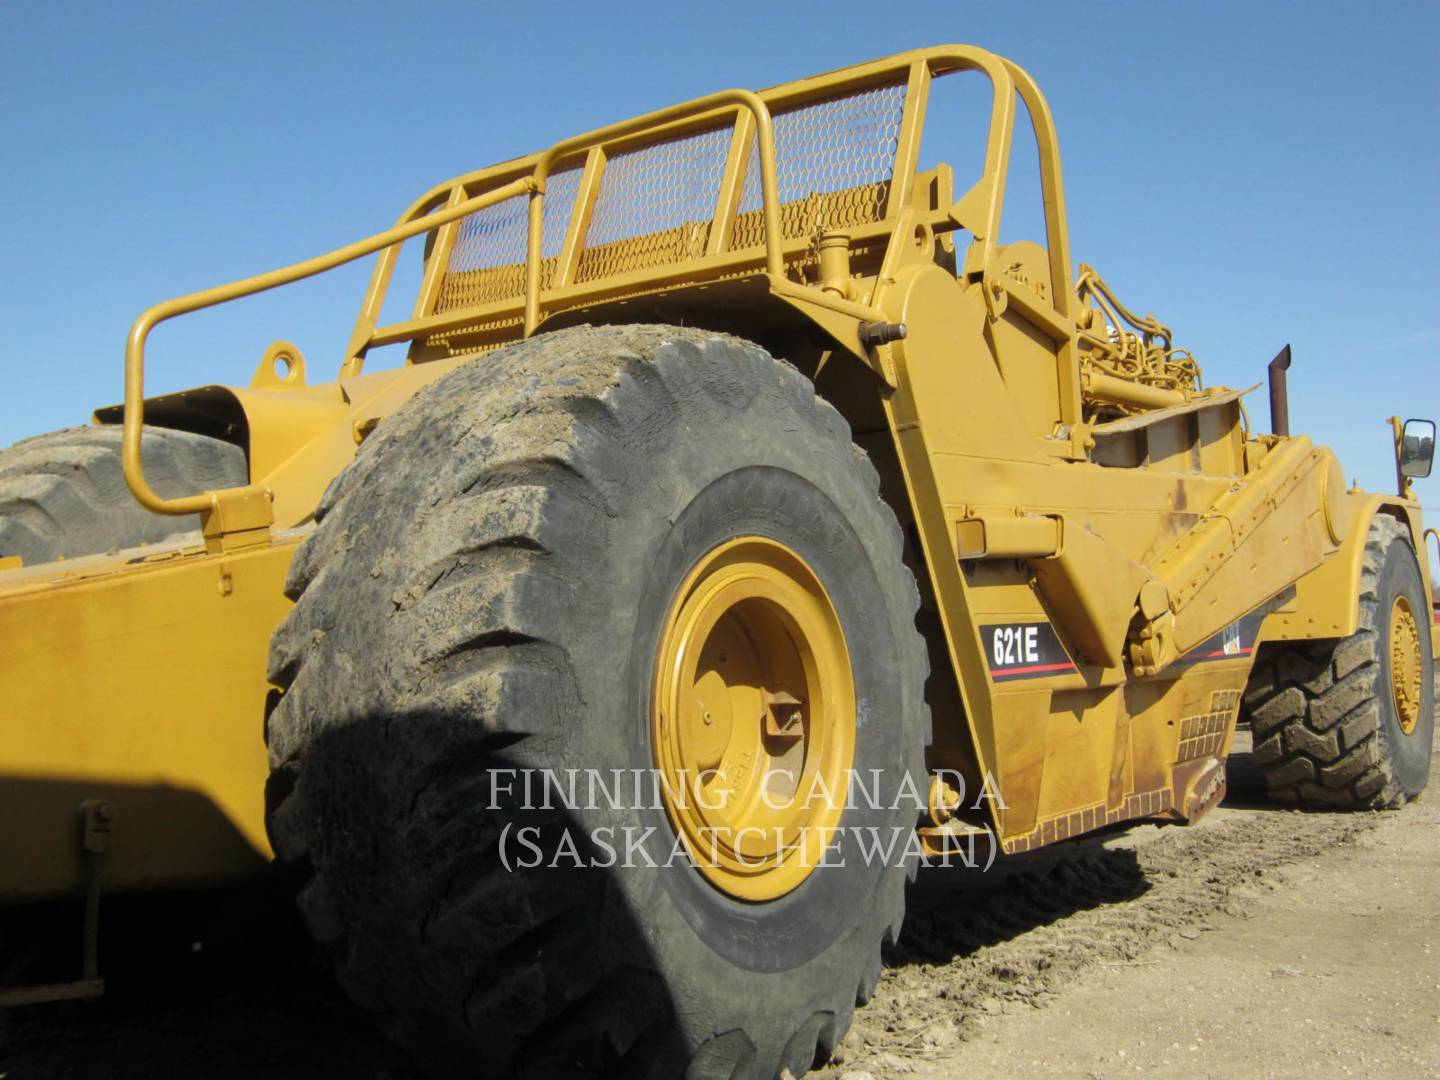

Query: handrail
left=119, top=44, right=1077, bottom=525
left=122, top=175, right=537, bottom=517
left=120, top=91, right=783, bottom=521
left=358, top=53, right=1015, bottom=363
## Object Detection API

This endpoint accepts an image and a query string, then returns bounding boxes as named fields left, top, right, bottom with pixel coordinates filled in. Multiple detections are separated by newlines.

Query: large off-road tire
left=1244, top=514, right=1434, bottom=809
left=0, top=424, right=247, bottom=564
left=265, top=325, right=930, bottom=1079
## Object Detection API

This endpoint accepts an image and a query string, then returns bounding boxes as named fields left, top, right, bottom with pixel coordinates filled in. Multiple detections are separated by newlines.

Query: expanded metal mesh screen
left=732, top=82, right=907, bottom=250
left=434, top=165, right=583, bottom=313
left=432, top=80, right=907, bottom=322
left=575, top=125, right=732, bottom=283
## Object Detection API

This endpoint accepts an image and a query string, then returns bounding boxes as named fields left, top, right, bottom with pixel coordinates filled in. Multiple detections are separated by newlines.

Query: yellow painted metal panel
left=0, top=537, right=300, bottom=899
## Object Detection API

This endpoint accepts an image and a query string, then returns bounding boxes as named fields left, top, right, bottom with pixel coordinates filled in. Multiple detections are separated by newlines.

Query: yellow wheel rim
left=652, top=537, right=855, bottom=901
left=1389, top=594, right=1423, bottom=736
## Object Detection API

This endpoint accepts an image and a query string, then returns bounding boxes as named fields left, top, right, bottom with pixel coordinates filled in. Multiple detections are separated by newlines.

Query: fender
left=1262, top=492, right=1437, bottom=652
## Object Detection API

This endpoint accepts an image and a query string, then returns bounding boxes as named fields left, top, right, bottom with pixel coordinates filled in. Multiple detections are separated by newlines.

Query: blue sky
left=2, top=1, right=1436, bottom=559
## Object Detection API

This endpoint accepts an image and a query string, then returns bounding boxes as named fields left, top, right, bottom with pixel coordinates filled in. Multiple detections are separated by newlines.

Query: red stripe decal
left=990, top=661, right=1077, bottom=677
left=1188, top=646, right=1254, bottom=660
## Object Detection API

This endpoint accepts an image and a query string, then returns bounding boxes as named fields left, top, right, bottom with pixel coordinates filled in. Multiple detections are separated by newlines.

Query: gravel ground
left=817, top=738, right=1440, bottom=1080
left=2, top=738, right=1436, bottom=1079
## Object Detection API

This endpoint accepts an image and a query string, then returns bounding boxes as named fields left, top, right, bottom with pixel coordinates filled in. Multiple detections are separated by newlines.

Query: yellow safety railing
left=121, top=98, right=785, bottom=521
left=122, top=176, right=539, bottom=518
left=347, top=91, right=792, bottom=374
left=525, top=90, right=784, bottom=337
left=121, top=44, right=1075, bottom=527
left=350, top=46, right=1044, bottom=369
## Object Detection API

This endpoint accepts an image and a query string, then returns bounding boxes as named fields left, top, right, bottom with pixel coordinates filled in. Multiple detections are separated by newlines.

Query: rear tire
left=0, top=424, right=247, bottom=564
left=264, top=326, right=929, bottom=1078
left=1244, top=514, right=1434, bottom=808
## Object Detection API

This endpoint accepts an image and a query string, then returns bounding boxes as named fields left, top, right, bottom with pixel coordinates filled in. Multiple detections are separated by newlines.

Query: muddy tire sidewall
left=603, top=464, right=917, bottom=974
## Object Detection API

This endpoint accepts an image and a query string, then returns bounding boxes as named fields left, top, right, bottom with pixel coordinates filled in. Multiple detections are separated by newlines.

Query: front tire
left=1244, top=514, right=1434, bottom=808
left=265, top=326, right=929, bottom=1078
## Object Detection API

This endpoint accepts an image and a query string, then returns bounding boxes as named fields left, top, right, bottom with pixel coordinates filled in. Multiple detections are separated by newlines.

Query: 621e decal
left=981, top=622, right=1077, bottom=682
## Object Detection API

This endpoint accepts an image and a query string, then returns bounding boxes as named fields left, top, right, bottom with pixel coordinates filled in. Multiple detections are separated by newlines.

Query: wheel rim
left=1389, top=594, right=1423, bottom=736
left=652, top=537, right=855, bottom=901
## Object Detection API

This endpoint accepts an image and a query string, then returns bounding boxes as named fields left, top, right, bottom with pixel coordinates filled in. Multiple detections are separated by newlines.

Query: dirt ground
left=817, top=736, right=1440, bottom=1080
left=2, top=737, right=1437, bottom=1080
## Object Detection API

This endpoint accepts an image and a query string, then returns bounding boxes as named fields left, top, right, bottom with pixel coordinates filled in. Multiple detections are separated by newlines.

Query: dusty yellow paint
left=651, top=538, right=854, bottom=901
left=0, top=534, right=302, bottom=898
left=4, top=44, right=1431, bottom=896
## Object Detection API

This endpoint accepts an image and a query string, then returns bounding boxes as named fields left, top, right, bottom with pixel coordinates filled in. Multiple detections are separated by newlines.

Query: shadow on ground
left=0, top=743, right=1284, bottom=1078
left=0, top=884, right=398, bottom=1079
left=889, top=740, right=1283, bottom=971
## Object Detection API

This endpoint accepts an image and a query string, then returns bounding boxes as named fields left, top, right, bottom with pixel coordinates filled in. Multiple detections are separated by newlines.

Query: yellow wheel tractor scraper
left=1, top=44, right=1435, bottom=1077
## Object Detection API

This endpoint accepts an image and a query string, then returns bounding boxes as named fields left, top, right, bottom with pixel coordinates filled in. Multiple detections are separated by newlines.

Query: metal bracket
left=767, top=277, right=898, bottom=388
left=980, top=269, right=1008, bottom=322
left=0, top=799, right=111, bottom=1008
left=762, top=690, right=804, bottom=741
left=1389, top=416, right=1417, bottom=501
left=201, top=486, right=275, bottom=554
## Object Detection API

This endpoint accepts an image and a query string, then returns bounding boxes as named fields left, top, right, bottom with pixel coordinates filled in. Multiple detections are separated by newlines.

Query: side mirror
left=1400, top=418, right=1435, bottom=479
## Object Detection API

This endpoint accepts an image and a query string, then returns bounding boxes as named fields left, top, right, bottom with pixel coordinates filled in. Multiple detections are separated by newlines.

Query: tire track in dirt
left=819, top=807, right=1380, bottom=1076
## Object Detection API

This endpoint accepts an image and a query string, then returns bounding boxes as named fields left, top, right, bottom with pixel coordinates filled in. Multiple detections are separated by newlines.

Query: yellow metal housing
left=0, top=533, right=301, bottom=898
left=2, top=43, right=1432, bottom=899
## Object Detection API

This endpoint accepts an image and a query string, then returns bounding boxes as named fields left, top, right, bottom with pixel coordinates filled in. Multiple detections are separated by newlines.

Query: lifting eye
left=251, top=341, right=307, bottom=389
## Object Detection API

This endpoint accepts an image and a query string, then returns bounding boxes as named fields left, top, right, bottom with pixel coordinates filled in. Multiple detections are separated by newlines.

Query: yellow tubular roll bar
left=122, top=96, right=785, bottom=522
left=121, top=175, right=538, bottom=518
left=120, top=44, right=1075, bottom=526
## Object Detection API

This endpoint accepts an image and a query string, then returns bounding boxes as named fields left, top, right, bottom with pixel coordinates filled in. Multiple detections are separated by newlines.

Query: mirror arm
left=1390, top=417, right=1413, bottom=499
